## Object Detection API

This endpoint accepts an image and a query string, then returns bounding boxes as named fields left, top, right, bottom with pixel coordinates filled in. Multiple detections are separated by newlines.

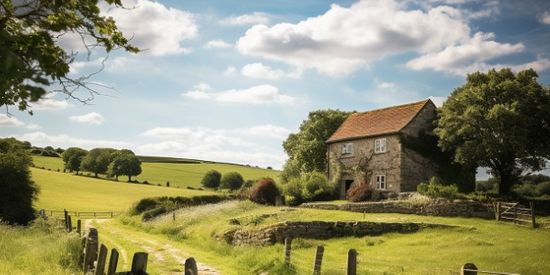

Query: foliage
left=435, top=68, right=550, bottom=195
left=0, top=138, right=38, bottom=225
left=108, top=149, right=141, bottom=181
left=346, top=184, right=373, bottom=202
left=220, top=172, right=244, bottom=190
left=284, top=171, right=335, bottom=205
left=282, top=109, right=352, bottom=181
left=80, top=148, right=116, bottom=177
left=511, top=182, right=538, bottom=198
left=201, top=170, right=222, bottom=188
left=536, top=181, right=550, bottom=197
left=0, top=0, right=138, bottom=113
left=131, top=195, right=228, bottom=220
left=61, top=147, right=87, bottom=174
left=250, top=178, right=281, bottom=205
left=417, top=177, right=459, bottom=200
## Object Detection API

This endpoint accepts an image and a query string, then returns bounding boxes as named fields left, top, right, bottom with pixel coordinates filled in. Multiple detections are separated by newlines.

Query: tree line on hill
left=62, top=147, right=142, bottom=181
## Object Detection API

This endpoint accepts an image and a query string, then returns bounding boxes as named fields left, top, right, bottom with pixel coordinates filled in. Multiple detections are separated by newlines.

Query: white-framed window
left=341, top=143, right=353, bottom=156
left=374, top=138, right=387, bottom=153
left=376, top=175, right=386, bottom=190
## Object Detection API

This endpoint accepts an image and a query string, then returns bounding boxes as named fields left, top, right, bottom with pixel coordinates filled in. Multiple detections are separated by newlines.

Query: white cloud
left=241, top=63, right=285, bottom=80
left=69, top=112, right=105, bottom=125
left=406, top=32, right=524, bottom=75
left=26, top=123, right=42, bottom=130
left=102, top=0, right=197, bottom=56
left=240, top=124, right=291, bottom=140
left=220, top=12, right=270, bottom=26
left=0, top=114, right=25, bottom=127
left=223, top=66, right=237, bottom=76
left=15, top=131, right=130, bottom=149
left=540, top=11, right=550, bottom=24
left=30, top=94, right=70, bottom=111
left=428, top=96, right=447, bottom=107
left=205, top=39, right=233, bottom=49
left=182, top=84, right=295, bottom=105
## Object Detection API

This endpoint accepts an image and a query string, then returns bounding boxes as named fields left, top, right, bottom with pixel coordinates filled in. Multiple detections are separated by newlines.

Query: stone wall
left=300, top=200, right=495, bottom=219
left=220, top=221, right=456, bottom=246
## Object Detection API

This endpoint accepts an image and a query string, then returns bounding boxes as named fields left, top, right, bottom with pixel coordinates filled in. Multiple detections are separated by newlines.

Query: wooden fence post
left=530, top=201, right=536, bottom=228
left=461, top=263, right=478, bottom=275
left=313, top=245, right=324, bottom=275
left=347, top=249, right=357, bottom=275
left=94, top=244, right=108, bottom=275
left=77, top=219, right=81, bottom=235
left=107, top=248, right=119, bottom=275
left=64, top=209, right=68, bottom=229
left=173, top=212, right=176, bottom=222
left=184, top=257, right=198, bottom=275
left=284, top=237, right=292, bottom=267
left=495, top=202, right=501, bottom=221
left=131, top=252, right=148, bottom=275
left=83, top=228, right=99, bottom=273
left=67, top=215, right=72, bottom=232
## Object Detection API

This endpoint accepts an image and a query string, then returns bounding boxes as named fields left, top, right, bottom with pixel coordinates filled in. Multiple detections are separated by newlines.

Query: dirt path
left=84, top=219, right=219, bottom=275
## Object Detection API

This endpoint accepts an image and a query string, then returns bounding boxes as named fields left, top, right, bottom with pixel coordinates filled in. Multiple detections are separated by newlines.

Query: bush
left=283, top=171, right=334, bottom=205
left=201, top=170, right=221, bottom=188
left=131, top=195, right=229, bottom=219
left=417, top=177, right=459, bottom=199
left=250, top=178, right=281, bottom=205
left=536, top=181, right=550, bottom=196
left=220, top=172, right=244, bottom=190
left=142, top=206, right=168, bottom=221
left=346, top=184, right=373, bottom=202
left=512, top=182, right=538, bottom=198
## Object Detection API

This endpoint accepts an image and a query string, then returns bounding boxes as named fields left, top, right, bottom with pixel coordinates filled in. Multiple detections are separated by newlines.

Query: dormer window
left=341, top=143, right=353, bottom=156
left=374, top=138, right=387, bottom=153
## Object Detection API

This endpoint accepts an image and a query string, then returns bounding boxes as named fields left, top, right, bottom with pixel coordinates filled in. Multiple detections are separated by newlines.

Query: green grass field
left=32, top=155, right=280, bottom=188
left=32, top=168, right=215, bottom=211
left=112, top=200, right=550, bottom=275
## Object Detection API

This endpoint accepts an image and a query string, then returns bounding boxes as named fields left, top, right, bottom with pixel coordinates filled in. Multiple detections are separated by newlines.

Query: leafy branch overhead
left=0, top=0, right=139, bottom=113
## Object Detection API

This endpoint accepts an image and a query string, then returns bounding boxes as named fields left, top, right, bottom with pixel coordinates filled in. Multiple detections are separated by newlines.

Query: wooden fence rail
left=44, top=209, right=118, bottom=219
left=495, top=201, right=536, bottom=228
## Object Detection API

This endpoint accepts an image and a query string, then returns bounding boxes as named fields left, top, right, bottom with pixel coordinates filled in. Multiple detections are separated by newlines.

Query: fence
left=495, top=202, right=536, bottom=228
left=41, top=209, right=118, bottom=219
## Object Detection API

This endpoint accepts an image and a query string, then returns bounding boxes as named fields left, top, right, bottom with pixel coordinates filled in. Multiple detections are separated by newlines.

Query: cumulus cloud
left=540, top=11, right=550, bottom=24
left=428, top=96, right=447, bottom=107
left=101, top=0, right=197, bottom=56
left=69, top=112, right=105, bottom=125
left=182, top=84, right=295, bottom=105
left=15, top=131, right=130, bottom=149
left=30, top=94, right=70, bottom=111
left=236, top=0, right=536, bottom=76
left=241, top=63, right=285, bottom=80
left=240, top=124, right=292, bottom=140
left=26, top=123, right=42, bottom=130
left=205, top=39, right=232, bottom=49
left=0, top=114, right=25, bottom=127
left=223, top=66, right=237, bottom=76
left=220, top=12, right=270, bottom=26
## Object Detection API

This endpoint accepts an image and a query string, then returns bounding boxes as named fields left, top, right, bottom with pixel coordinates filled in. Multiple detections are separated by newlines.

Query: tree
left=435, top=68, right=550, bottom=195
left=0, top=0, right=138, bottom=113
left=201, top=170, right=222, bottom=189
left=61, top=147, right=88, bottom=174
left=109, top=149, right=141, bottom=182
left=80, top=148, right=116, bottom=177
left=220, top=172, right=244, bottom=190
left=250, top=178, right=281, bottom=205
left=0, top=137, right=39, bottom=225
left=282, top=109, right=352, bottom=181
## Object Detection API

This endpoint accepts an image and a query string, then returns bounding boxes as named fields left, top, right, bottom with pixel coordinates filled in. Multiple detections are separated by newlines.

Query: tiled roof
left=327, top=99, right=433, bottom=143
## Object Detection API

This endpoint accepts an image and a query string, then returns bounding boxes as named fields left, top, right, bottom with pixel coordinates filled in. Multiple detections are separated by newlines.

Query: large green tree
left=435, top=68, right=550, bottom=195
left=61, top=147, right=88, bottom=174
left=0, top=137, right=39, bottom=225
left=0, top=0, right=138, bottom=113
left=282, top=109, right=352, bottom=182
left=108, top=149, right=141, bottom=182
left=80, top=148, right=116, bottom=177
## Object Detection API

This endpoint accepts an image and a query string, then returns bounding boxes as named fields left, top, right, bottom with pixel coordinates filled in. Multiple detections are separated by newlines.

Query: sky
left=1, top=0, right=550, bottom=170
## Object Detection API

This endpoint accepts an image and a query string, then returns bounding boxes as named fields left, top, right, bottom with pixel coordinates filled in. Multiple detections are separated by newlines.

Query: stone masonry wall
left=221, top=221, right=456, bottom=246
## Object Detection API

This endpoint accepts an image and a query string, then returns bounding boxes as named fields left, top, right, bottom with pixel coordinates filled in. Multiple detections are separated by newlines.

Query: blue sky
left=1, top=0, right=550, bottom=170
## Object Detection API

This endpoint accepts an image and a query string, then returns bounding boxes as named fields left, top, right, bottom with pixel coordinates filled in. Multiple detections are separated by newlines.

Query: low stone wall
left=300, top=200, right=495, bottom=219
left=220, top=221, right=456, bottom=246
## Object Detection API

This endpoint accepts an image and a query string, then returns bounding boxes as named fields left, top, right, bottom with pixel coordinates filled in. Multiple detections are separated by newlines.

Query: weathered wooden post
left=83, top=228, right=99, bottom=273
left=313, top=245, right=324, bottom=275
left=94, top=244, right=108, bottom=275
left=107, top=248, right=119, bottom=275
left=173, top=212, right=176, bottom=222
left=67, top=215, right=72, bottom=232
left=77, top=219, right=82, bottom=235
left=495, top=202, right=501, bottom=221
left=346, top=249, right=357, bottom=275
left=131, top=252, right=148, bottom=274
left=461, top=263, right=478, bottom=275
left=64, top=209, right=68, bottom=229
left=284, top=237, right=292, bottom=267
left=530, top=201, right=536, bottom=228
left=184, top=257, right=198, bottom=275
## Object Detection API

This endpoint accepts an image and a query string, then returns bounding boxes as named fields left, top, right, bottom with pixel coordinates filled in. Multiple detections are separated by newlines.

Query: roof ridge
left=353, top=99, right=430, bottom=116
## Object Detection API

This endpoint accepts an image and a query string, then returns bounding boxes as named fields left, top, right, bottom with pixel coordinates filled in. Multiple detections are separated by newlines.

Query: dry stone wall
left=300, top=200, right=494, bottom=219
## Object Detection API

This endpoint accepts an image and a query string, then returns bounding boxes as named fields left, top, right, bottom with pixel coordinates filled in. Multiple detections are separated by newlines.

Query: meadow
left=32, top=155, right=280, bottom=188
left=32, top=168, right=215, bottom=211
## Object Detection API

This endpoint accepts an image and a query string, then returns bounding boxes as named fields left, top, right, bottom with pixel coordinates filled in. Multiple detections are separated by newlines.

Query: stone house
left=326, top=99, right=442, bottom=199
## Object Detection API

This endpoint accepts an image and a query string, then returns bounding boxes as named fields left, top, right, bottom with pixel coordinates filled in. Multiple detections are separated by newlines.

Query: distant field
left=32, top=168, right=215, bottom=212
left=32, top=155, right=280, bottom=188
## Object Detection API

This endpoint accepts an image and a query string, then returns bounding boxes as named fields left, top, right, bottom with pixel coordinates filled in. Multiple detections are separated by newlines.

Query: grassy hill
left=32, top=155, right=280, bottom=188
left=32, top=168, right=215, bottom=211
